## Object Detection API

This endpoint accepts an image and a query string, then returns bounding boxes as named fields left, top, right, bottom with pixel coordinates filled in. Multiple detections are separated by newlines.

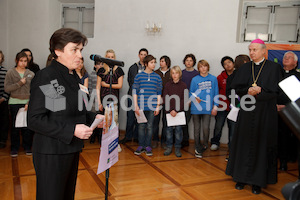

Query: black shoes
left=235, top=182, right=261, bottom=194
left=235, top=182, right=245, bottom=190
left=252, top=185, right=261, bottom=194
left=279, top=161, right=288, bottom=171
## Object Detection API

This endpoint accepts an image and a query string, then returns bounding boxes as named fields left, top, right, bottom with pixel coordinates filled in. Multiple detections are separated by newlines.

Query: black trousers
left=278, top=116, right=297, bottom=162
left=182, top=108, right=191, bottom=143
left=9, top=104, right=32, bottom=151
left=33, top=152, right=80, bottom=200
left=0, top=101, right=9, bottom=143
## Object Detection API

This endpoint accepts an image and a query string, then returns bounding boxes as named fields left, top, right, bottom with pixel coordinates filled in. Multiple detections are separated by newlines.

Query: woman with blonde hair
left=96, top=49, right=124, bottom=152
left=96, top=49, right=124, bottom=112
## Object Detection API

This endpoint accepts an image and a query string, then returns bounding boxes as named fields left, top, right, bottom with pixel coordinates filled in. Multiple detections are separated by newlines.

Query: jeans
left=210, top=110, right=235, bottom=149
left=193, top=114, right=211, bottom=152
left=125, top=98, right=138, bottom=140
left=9, top=104, right=32, bottom=151
left=152, top=105, right=167, bottom=143
left=138, top=111, right=155, bottom=147
left=166, top=125, right=183, bottom=148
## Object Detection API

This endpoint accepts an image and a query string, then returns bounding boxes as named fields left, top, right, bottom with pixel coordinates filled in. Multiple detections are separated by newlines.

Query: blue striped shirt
left=132, top=71, right=162, bottom=111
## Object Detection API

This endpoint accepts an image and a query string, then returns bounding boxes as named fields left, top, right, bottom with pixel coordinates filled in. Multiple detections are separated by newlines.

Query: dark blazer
left=127, top=62, right=138, bottom=95
left=28, top=60, right=96, bottom=154
left=127, top=62, right=145, bottom=95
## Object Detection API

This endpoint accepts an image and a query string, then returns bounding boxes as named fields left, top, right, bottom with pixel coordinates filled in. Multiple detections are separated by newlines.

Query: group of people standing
left=0, top=27, right=299, bottom=199
left=119, top=39, right=300, bottom=195
left=120, top=48, right=248, bottom=160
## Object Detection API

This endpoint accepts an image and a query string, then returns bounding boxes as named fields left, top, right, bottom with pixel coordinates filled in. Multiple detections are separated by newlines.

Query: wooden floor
left=0, top=137, right=298, bottom=200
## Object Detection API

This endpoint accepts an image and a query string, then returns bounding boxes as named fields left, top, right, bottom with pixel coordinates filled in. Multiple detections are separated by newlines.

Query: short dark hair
left=21, top=48, right=32, bottom=54
left=221, top=56, right=234, bottom=67
left=15, top=51, right=28, bottom=66
left=139, top=48, right=148, bottom=55
left=160, top=55, right=171, bottom=68
left=49, top=28, right=87, bottom=59
left=143, top=55, right=156, bottom=67
left=183, top=54, right=196, bottom=67
left=21, top=48, right=34, bottom=65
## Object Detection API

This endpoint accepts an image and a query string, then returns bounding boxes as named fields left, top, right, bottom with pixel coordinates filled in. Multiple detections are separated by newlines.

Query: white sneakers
left=210, top=144, right=219, bottom=151
left=195, top=149, right=203, bottom=158
left=118, top=144, right=122, bottom=152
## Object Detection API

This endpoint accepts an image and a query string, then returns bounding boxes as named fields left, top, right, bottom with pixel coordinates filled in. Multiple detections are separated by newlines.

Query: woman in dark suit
left=27, top=28, right=104, bottom=200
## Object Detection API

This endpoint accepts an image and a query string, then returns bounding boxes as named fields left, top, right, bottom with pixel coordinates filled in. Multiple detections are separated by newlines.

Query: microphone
left=90, top=54, right=124, bottom=67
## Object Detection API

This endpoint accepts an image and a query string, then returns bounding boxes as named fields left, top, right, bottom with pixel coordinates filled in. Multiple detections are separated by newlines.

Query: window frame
left=61, top=3, right=95, bottom=38
left=239, top=1, right=300, bottom=43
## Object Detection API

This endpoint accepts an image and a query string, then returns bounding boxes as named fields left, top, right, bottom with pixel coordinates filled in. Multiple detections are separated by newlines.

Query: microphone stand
left=105, top=63, right=114, bottom=200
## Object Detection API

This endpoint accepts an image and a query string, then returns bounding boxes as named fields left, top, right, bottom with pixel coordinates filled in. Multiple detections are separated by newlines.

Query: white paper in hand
left=90, top=117, right=104, bottom=130
left=15, top=107, right=27, bottom=128
left=135, top=110, right=147, bottom=123
left=279, top=75, right=300, bottom=102
left=166, top=112, right=186, bottom=126
left=192, top=93, right=207, bottom=102
left=227, top=104, right=240, bottom=122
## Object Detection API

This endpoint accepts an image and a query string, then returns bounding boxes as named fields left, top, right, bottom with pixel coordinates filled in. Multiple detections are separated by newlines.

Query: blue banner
left=268, top=50, right=300, bottom=70
left=108, top=138, right=119, bottom=154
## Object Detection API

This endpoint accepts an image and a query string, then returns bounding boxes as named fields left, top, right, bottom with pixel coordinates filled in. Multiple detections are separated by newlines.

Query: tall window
left=62, top=4, right=94, bottom=38
left=239, top=1, right=300, bottom=43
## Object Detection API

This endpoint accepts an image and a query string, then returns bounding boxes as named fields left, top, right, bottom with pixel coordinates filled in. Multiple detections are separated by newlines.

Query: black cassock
left=225, top=59, right=283, bottom=188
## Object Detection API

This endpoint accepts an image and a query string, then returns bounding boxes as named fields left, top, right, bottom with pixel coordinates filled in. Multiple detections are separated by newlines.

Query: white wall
left=83, top=0, right=250, bottom=143
left=0, top=0, right=254, bottom=144
left=5, top=0, right=50, bottom=68
left=0, top=0, right=8, bottom=67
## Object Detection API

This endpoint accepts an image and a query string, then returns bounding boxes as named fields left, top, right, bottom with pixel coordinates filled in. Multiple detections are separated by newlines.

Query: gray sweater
left=4, top=68, right=34, bottom=100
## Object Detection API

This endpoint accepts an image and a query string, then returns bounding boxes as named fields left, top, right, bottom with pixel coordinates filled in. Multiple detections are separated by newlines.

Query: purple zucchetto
left=251, top=39, right=265, bottom=44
